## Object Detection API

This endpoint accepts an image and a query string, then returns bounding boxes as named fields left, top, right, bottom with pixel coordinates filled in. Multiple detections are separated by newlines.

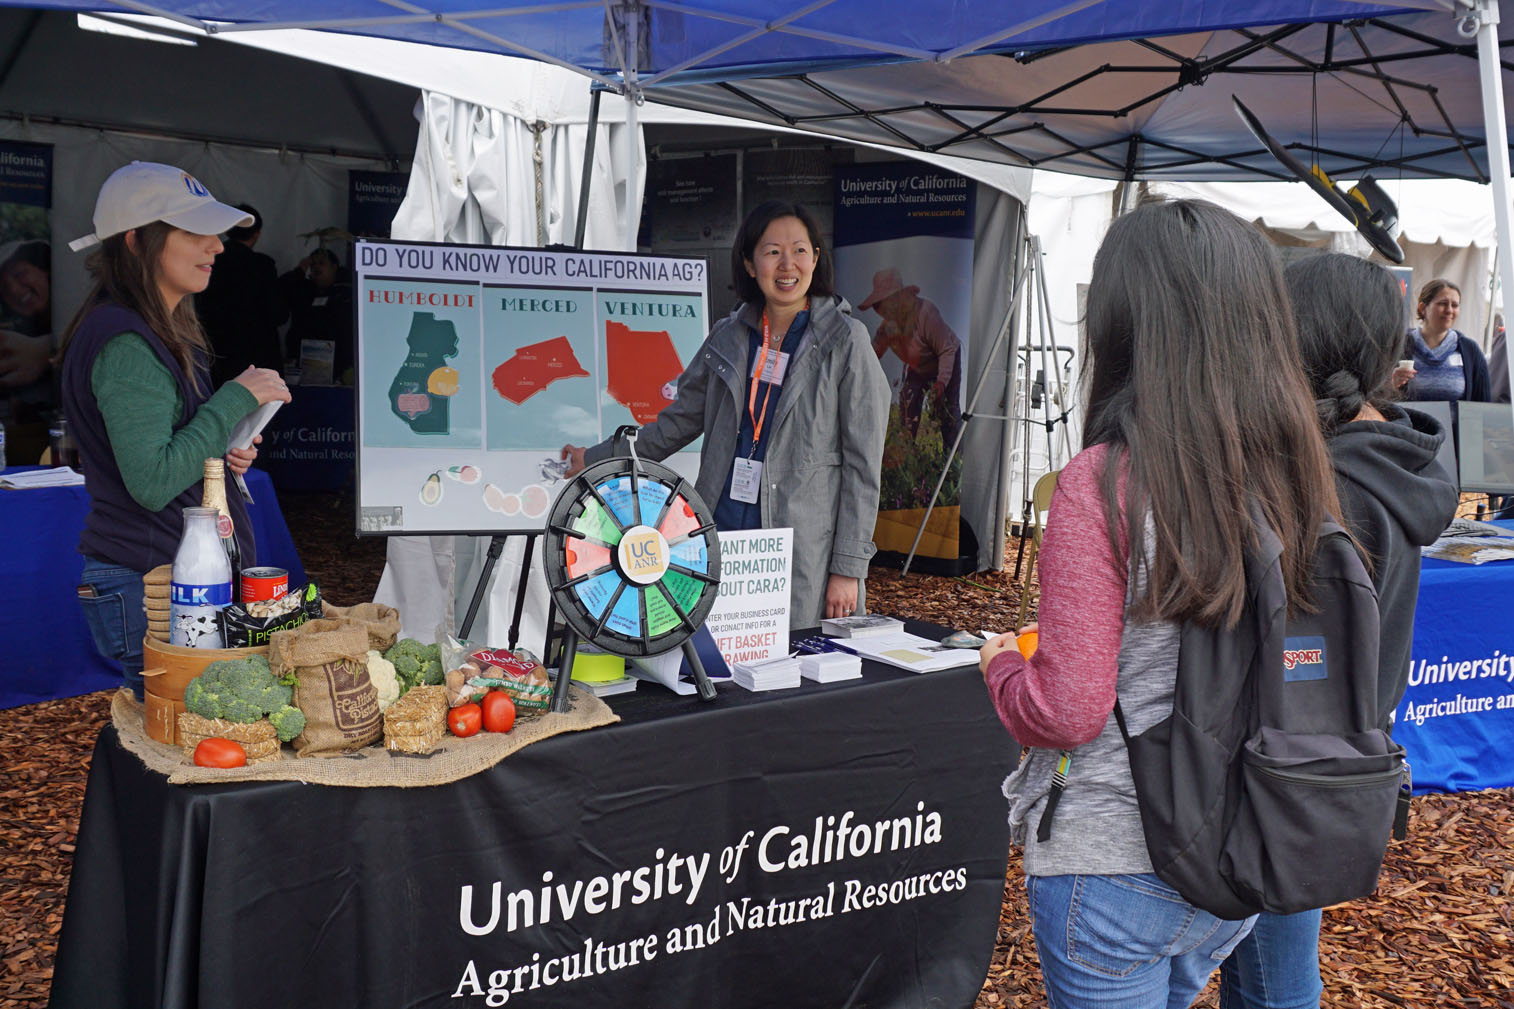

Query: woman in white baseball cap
left=58, top=162, right=292, bottom=698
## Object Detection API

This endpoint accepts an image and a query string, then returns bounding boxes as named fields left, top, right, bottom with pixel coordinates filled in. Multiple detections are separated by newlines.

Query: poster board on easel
left=353, top=240, right=710, bottom=536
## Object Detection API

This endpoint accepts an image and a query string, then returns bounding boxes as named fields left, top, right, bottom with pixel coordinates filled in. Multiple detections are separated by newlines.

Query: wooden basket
left=140, top=636, right=269, bottom=746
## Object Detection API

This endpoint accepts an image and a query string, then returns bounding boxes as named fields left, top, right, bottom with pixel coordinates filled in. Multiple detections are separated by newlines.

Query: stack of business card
left=799, top=651, right=862, bottom=683
left=732, top=656, right=803, bottom=691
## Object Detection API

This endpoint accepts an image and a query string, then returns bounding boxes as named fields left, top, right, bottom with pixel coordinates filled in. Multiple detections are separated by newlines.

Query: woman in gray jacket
left=563, top=200, right=889, bottom=626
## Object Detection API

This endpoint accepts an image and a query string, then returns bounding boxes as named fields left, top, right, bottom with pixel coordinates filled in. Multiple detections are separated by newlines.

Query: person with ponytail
left=1217, top=253, right=1458, bottom=1009
left=60, top=162, right=291, bottom=698
left=978, top=200, right=1342, bottom=1006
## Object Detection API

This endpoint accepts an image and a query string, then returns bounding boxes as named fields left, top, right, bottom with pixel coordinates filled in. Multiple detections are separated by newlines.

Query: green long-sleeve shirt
left=90, top=333, right=258, bottom=511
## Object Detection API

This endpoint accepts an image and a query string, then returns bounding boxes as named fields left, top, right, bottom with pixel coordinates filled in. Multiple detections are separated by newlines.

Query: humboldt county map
left=387, top=312, right=461, bottom=435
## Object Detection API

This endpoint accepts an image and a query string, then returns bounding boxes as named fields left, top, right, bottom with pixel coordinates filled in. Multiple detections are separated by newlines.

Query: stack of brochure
left=844, top=631, right=982, bottom=673
left=732, top=655, right=802, bottom=691
left=819, top=614, right=904, bottom=638
left=799, top=651, right=862, bottom=683
left=576, top=675, right=639, bottom=697
left=0, top=466, right=85, bottom=489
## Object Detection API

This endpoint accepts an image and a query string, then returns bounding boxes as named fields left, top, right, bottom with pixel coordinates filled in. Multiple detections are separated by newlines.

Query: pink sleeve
left=984, top=446, right=1129, bottom=749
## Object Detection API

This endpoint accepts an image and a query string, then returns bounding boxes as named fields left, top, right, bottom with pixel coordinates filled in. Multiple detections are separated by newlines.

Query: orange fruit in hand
left=1016, top=631, right=1039, bottom=658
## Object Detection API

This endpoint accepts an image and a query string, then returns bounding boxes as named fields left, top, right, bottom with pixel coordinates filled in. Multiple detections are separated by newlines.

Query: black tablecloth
left=50, top=645, right=1014, bottom=1009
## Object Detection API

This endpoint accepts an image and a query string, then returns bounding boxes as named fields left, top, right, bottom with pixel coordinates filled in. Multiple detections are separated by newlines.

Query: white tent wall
left=374, top=90, right=647, bottom=648
left=1010, top=172, right=1111, bottom=514
left=391, top=92, right=644, bottom=251
left=0, top=117, right=396, bottom=343
left=1022, top=172, right=1501, bottom=516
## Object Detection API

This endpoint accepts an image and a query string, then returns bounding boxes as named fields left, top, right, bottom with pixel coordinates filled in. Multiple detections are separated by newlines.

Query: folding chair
left=1016, top=470, right=1060, bottom=627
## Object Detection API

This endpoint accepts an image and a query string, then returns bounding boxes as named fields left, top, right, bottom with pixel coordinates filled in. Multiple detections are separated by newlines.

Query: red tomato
left=193, top=737, right=247, bottom=768
left=448, top=703, right=482, bottom=738
left=480, top=690, right=516, bottom=733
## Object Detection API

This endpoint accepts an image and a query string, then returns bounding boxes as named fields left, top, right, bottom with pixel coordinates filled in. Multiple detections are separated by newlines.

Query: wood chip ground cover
left=2, top=514, right=1507, bottom=1006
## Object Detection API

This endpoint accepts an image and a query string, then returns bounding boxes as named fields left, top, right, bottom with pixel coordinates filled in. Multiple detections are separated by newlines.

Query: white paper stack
left=732, top=656, right=803, bottom=691
left=800, top=651, right=863, bottom=683
left=0, top=466, right=85, bottom=489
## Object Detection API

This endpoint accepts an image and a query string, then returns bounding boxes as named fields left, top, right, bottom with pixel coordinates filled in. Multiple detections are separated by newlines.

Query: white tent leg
left=1474, top=0, right=1514, bottom=400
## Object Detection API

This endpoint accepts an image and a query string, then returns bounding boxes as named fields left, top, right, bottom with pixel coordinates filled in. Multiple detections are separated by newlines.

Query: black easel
left=457, top=533, right=539, bottom=649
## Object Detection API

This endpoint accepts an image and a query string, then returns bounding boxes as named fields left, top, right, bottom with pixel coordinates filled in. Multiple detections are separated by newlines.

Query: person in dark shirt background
left=280, top=246, right=354, bottom=383
left=196, top=204, right=288, bottom=386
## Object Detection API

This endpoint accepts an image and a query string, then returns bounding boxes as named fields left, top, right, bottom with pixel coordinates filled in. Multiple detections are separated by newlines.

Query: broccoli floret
left=183, top=678, right=222, bottom=720
left=384, top=638, right=443, bottom=692
left=251, top=679, right=293, bottom=713
left=218, top=695, right=264, bottom=723
left=268, top=705, right=306, bottom=742
left=183, top=654, right=303, bottom=729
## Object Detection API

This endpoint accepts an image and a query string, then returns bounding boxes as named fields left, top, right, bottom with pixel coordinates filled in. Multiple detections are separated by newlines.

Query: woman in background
left=561, top=199, right=889, bottom=626
left=979, top=199, right=1340, bottom=1007
left=60, top=162, right=289, bottom=697
left=1394, top=278, right=1492, bottom=402
left=1218, top=254, right=1458, bottom=1009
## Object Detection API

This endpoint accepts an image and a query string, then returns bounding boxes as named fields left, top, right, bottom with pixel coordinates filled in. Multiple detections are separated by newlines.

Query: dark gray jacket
left=1337, top=405, right=1459, bottom=728
left=586, top=295, right=889, bottom=626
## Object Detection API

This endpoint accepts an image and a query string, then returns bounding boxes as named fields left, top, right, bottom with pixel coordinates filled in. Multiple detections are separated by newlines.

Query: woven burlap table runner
left=110, top=686, right=619, bottom=787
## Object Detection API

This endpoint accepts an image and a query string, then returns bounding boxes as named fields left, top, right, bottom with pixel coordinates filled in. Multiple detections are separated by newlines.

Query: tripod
left=902, top=231, right=1074, bottom=576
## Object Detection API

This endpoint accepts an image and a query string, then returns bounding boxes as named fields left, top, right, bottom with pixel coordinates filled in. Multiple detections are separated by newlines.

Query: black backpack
left=1113, top=511, right=1410, bottom=920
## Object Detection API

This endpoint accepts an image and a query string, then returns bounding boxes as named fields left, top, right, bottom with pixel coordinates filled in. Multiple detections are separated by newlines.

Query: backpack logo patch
left=1283, top=636, right=1328, bottom=681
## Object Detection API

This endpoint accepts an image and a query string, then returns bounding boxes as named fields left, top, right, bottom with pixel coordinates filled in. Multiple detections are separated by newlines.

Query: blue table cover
left=0, top=467, right=304, bottom=709
left=1392, top=520, right=1514, bottom=794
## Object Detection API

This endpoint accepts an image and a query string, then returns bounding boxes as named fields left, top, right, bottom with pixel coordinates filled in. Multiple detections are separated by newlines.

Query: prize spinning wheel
left=543, top=451, right=722, bottom=705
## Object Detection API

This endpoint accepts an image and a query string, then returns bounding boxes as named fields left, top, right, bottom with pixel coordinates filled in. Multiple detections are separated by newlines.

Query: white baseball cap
left=68, top=162, right=254, bottom=252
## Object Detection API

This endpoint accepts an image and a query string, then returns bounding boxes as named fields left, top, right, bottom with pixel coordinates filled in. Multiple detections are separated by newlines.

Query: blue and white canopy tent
left=16, top=0, right=1513, bottom=585
left=21, top=0, right=1514, bottom=421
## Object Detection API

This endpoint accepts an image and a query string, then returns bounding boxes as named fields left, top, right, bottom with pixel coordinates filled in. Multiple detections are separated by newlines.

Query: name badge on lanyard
left=730, top=308, right=799, bottom=506
left=750, top=348, right=791, bottom=386
left=730, top=457, right=762, bottom=503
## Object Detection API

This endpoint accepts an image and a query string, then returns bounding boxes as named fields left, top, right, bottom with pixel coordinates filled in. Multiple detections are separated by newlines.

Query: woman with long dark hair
left=978, top=199, right=1341, bottom=1006
left=562, top=200, right=889, bottom=625
left=1217, top=254, right=1458, bottom=1009
left=60, top=162, right=290, bottom=697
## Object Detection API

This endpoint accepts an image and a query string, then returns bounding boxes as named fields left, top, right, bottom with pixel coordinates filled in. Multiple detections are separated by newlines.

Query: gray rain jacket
left=585, top=295, right=889, bottom=626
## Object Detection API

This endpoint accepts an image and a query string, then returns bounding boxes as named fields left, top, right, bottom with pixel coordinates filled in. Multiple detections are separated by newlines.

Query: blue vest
left=60, top=301, right=256, bottom=573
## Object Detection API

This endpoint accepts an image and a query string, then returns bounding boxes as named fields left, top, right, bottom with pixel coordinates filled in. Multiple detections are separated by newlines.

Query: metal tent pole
left=622, top=8, right=641, bottom=250
left=1473, top=0, right=1514, bottom=403
left=573, top=89, right=603, bottom=250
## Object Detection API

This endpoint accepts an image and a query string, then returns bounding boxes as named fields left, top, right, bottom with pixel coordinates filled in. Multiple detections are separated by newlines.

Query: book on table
left=819, top=614, right=905, bottom=638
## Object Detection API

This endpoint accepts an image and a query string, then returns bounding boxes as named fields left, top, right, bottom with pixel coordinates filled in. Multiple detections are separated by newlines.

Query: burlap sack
left=321, top=601, right=402, bottom=652
left=271, top=620, right=382, bottom=756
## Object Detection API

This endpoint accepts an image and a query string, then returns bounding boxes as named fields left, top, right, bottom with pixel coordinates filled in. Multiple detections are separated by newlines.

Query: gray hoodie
left=1335, top=405, right=1460, bottom=728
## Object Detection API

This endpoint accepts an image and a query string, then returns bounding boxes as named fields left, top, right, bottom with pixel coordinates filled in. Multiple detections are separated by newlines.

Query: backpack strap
left=1036, top=703, right=1134, bottom=843
left=1034, top=750, right=1074, bottom=842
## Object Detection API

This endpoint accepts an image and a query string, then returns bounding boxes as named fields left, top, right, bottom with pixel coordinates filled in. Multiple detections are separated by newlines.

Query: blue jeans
left=78, top=555, right=147, bottom=699
left=1217, top=910, right=1323, bottom=1009
left=1027, top=873, right=1256, bottom=1009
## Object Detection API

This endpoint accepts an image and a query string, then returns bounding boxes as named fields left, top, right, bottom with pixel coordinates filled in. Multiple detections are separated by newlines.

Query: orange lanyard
left=747, top=311, right=782, bottom=456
